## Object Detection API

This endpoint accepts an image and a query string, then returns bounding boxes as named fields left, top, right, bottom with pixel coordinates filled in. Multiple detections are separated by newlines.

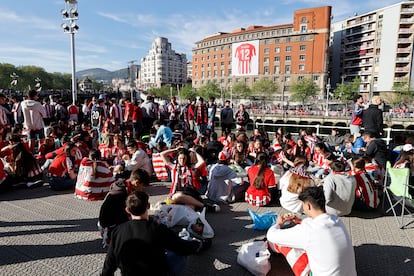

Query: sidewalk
left=0, top=182, right=413, bottom=275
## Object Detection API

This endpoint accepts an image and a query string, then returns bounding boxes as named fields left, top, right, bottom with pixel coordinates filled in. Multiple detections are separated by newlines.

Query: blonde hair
left=287, top=173, right=311, bottom=194
left=371, top=96, right=382, bottom=105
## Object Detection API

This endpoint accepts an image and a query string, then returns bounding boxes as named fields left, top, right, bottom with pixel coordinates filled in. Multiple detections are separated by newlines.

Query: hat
left=289, top=165, right=310, bottom=178
left=153, top=120, right=161, bottom=126
left=402, top=144, right=414, bottom=152
left=218, top=151, right=229, bottom=161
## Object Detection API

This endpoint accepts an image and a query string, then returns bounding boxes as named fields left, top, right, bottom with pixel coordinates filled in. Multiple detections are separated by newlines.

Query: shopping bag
left=237, top=240, right=271, bottom=276
left=187, top=207, right=215, bottom=239
left=152, top=203, right=199, bottom=228
left=248, top=209, right=278, bottom=230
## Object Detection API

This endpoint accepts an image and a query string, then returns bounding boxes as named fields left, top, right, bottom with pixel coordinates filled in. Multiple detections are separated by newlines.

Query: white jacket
left=21, top=99, right=46, bottom=130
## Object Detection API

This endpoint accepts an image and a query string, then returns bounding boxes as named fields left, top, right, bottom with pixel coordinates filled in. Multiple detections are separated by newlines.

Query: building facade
left=191, top=6, right=331, bottom=100
left=329, top=1, right=414, bottom=96
left=139, top=37, right=187, bottom=90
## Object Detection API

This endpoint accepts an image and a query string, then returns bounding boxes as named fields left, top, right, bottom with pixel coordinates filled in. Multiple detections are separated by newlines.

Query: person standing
left=362, top=96, right=383, bottom=137
left=21, top=90, right=46, bottom=152
left=350, top=94, right=364, bottom=135
left=267, top=186, right=356, bottom=276
left=11, top=96, right=23, bottom=125
left=235, top=104, right=249, bottom=131
left=220, top=100, right=234, bottom=134
left=167, top=96, right=181, bottom=130
left=0, top=93, right=11, bottom=139
left=207, top=96, right=217, bottom=132
left=194, top=97, right=208, bottom=137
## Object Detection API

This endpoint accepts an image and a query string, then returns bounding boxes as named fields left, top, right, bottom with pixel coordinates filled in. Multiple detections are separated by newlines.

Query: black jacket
left=364, top=138, right=389, bottom=168
left=362, top=105, right=383, bottom=137
left=101, top=219, right=200, bottom=276
left=99, top=180, right=129, bottom=228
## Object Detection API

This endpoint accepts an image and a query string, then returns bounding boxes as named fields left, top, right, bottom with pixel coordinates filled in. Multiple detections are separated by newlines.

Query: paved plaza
left=0, top=182, right=413, bottom=276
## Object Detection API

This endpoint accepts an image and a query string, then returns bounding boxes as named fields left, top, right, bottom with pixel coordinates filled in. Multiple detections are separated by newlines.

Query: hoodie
left=206, top=163, right=237, bottom=202
left=21, top=99, right=46, bottom=130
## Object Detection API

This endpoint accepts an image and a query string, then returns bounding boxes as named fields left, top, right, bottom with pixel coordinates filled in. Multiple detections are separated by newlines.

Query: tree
left=333, top=77, right=361, bottom=104
left=251, top=78, right=278, bottom=102
left=180, top=84, right=197, bottom=100
left=197, top=82, right=221, bottom=100
left=290, top=78, right=319, bottom=107
left=232, top=83, right=251, bottom=100
left=147, top=85, right=176, bottom=99
left=384, top=81, right=414, bottom=110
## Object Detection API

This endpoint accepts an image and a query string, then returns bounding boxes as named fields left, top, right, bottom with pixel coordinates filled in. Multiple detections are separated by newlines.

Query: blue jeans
left=165, top=251, right=187, bottom=276
left=49, top=176, right=76, bottom=191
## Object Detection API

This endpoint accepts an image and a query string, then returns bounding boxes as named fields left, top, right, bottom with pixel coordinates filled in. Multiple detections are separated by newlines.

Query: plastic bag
left=248, top=209, right=277, bottom=231
left=237, top=240, right=271, bottom=276
left=187, top=207, right=215, bottom=239
left=152, top=203, right=199, bottom=228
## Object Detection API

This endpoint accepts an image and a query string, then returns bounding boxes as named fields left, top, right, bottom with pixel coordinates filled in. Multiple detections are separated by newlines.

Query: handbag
left=237, top=240, right=271, bottom=276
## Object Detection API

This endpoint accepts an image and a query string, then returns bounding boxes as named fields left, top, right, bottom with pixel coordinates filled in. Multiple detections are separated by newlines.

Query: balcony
left=397, top=48, right=412, bottom=53
left=395, top=66, right=410, bottom=72
left=399, top=28, right=414, bottom=33
left=398, top=38, right=413, bottom=43
left=396, top=57, right=411, bottom=62
left=401, top=8, right=414, bottom=14
left=400, top=18, right=414, bottom=23
left=394, top=77, right=409, bottom=81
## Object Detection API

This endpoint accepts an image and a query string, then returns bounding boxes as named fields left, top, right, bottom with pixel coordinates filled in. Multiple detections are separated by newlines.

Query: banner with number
left=232, top=40, right=259, bottom=76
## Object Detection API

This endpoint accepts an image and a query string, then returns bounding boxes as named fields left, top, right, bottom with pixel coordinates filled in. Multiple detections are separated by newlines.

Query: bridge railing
left=254, top=121, right=414, bottom=145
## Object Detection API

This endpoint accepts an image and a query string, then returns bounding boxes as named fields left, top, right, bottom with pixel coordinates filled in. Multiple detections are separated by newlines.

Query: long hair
left=89, top=149, right=101, bottom=177
left=287, top=156, right=311, bottom=194
left=253, top=152, right=268, bottom=190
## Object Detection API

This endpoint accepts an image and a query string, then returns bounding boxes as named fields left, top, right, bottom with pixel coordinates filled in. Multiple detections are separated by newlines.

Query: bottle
left=178, top=228, right=191, bottom=240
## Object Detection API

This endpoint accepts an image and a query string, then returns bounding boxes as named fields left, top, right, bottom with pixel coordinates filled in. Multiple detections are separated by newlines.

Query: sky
left=0, top=0, right=403, bottom=74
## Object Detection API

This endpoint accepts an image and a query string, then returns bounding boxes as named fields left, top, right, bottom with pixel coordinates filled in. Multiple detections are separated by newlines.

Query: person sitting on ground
left=279, top=156, right=313, bottom=213
left=101, top=191, right=211, bottom=276
left=308, top=142, right=332, bottom=179
left=292, top=136, right=311, bottom=161
left=245, top=152, right=277, bottom=207
left=150, top=120, right=173, bottom=149
left=205, top=151, right=238, bottom=203
left=74, top=149, right=115, bottom=201
left=113, top=140, right=152, bottom=179
left=349, top=157, right=380, bottom=211
left=98, top=168, right=150, bottom=248
left=206, top=132, right=224, bottom=165
left=323, top=128, right=344, bottom=152
left=267, top=186, right=357, bottom=276
left=360, top=131, right=389, bottom=170
left=48, top=142, right=79, bottom=191
left=323, top=160, right=356, bottom=216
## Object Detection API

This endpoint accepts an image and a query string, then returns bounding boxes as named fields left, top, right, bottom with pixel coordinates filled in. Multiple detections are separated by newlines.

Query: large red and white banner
left=232, top=40, right=259, bottom=76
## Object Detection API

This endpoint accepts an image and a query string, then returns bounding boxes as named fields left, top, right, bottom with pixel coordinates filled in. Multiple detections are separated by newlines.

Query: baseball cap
left=402, top=144, right=414, bottom=152
left=218, top=151, right=229, bottom=161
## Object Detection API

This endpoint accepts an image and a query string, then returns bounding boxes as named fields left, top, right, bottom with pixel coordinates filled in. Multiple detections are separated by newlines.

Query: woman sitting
left=48, top=142, right=78, bottom=191
left=75, top=149, right=115, bottom=201
left=245, top=152, right=276, bottom=207
left=279, top=156, right=313, bottom=213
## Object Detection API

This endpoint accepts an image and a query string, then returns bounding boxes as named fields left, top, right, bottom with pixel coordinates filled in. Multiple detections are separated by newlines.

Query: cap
left=289, top=165, right=310, bottom=178
left=218, top=151, right=229, bottom=161
left=402, top=144, right=414, bottom=152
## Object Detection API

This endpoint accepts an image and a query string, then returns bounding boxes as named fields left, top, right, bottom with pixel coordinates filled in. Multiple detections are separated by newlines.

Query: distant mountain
left=76, top=68, right=128, bottom=82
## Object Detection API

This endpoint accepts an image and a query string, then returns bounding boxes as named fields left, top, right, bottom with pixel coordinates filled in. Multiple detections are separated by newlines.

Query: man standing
left=21, top=90, right=46, bottom=152
left=267, top=186, right=356, bottom=276
left=141, top=95, right=156, bottom=132
left=362, top=96, right=383, bottom=137
left=0, top=93, right=11, bottom=138
left=194, top=97, right=208, bottom=137
left=350, top=94, right=364, bottom=134
left=11, top=96, right=23, bottom=125
left=220, top=100, right=234, bottom=134
left=167, top=96, right=181, bottom=130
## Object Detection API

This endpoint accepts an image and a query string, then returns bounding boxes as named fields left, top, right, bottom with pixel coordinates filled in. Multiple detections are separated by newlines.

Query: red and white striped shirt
left=110, top=104, right=123, bottom=124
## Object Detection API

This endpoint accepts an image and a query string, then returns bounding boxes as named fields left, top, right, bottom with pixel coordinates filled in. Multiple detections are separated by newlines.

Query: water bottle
left=178, top=228, right=191, bottom=240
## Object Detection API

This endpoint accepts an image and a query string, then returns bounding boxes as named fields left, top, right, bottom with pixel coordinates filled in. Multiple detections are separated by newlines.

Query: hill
left=76, top=68, right=128, bottom=82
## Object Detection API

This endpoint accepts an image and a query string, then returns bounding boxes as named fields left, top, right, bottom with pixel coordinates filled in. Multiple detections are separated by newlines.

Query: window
left=273, top=76, right=280, bottom=82
left=254, top=77, right=259, bottom=82
left=286, top=46, right=292, bottom=52
left=274, top=66, right=280, bottom=74
left=275, top=38, right=280, bottom=43
left=221, top=61, right=225, bottom=66
left=299, top=64, right=305, bottom=70
left=194, top=58, right=198, bottom=62
left=207, top=56, right=210, bottom=60
left=285, top=56, right=291, bottom=61
left=221, top=70, right=225, bottom=76
left=299, top=55, right=306, bottom=61
left=275, top=47, right=280, bottom=53
left=284, top=76, right=291, bottom=82
left=300, top=36, right=306, bottom=41
left=313, top=75, right=319, bottom=81
left=264, top=66, right=269, bottom=74
left=274, top=56, right=280, bottom=62
left=264, top=48, right=270, bottom=54
left=221, top=53, right=225, bottom=58
left=300, top=45, right=306, bottom=51
left=298, top=75, right=304, bottom=80
left=264, top=57, right=270, bottom=63
left=285, top=65, right=291, bottom=73
left=286, top=37, right=291, bottom=42
left=300, top=25, right=307, bottom=32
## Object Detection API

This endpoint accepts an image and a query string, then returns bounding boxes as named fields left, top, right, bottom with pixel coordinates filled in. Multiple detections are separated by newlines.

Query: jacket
left=362, top=105, right=383, bottom=136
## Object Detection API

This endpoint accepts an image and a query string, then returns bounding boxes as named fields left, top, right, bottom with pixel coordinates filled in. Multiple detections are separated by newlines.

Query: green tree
left=197, top=82, right=221, bottom=100
left=384, top=81, right=414, bottom=110
left=232, top=83, right=251, bottom=100
left=147, top=85, right=176, bottom=99
left=333, top=77, right=361, bottom=104
left=251, top=78, right=278, bottom=101
left=180, top=84, right=197, bottom=100
left=290, top=78, right=319, bottom=107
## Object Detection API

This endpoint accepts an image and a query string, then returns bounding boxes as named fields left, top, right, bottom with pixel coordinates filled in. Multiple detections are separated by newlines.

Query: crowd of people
left=1, top=89, right=414, bottom=275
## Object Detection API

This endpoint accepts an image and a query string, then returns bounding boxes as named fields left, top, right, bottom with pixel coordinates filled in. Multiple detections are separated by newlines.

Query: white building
left=139, top=37, right=187, bottom=90
left=329, top=1, right=414, bottom=96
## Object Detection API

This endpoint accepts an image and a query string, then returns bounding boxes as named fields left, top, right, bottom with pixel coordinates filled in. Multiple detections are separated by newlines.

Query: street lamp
left=325, top=81, right=331, bottom=117
left=281, top=75, right=285, bottom=119
left=61, top=0, right=79, bottom=105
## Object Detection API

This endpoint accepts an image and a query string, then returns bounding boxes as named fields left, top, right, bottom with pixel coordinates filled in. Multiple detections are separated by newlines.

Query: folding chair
left=383, top=161, right=414, bottom=229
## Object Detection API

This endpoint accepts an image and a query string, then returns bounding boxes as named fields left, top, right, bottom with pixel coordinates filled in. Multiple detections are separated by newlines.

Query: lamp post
left=61, top=0, right=79, bottom=106
left=325, top=80, right=331, bottom=117
left=281, top=75, right=285, bottom=120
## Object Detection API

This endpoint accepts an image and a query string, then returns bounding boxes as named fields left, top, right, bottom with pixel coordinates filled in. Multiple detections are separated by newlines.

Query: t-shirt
left=245, top=165, right=276, bottom=206
left=91, top=105, right=105, bottom=127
